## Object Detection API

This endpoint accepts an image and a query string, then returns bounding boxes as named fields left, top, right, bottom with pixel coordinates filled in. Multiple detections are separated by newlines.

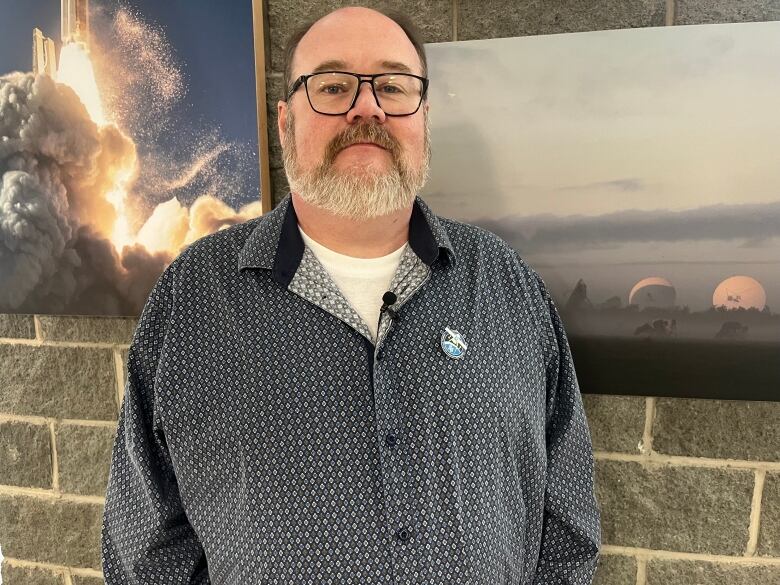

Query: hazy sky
left=421, top=22, right=780, bottom=310
left=423, top=21, right=780, bottom=218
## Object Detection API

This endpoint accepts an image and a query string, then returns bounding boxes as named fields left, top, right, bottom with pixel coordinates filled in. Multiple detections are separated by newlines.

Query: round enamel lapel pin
left=441, top=326, right=467, bottom=359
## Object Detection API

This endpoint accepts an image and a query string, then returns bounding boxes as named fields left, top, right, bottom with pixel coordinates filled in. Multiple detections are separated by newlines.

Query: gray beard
left=281, top=114, right=430, bottom=220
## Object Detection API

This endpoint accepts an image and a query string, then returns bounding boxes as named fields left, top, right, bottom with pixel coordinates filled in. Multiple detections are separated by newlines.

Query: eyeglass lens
left=306, top=73, right=423, bottom=115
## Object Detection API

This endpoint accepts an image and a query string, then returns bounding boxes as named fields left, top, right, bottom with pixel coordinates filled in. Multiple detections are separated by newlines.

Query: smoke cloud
left=0, top=72, right=166, bottom=314
left=0, top=70, right=261, bottom=315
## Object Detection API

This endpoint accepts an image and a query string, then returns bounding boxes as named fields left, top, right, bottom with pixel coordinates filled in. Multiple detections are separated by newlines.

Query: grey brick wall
left=2, top=1, right=780, bottom=583
left=0, top=316, right=132, bottom=584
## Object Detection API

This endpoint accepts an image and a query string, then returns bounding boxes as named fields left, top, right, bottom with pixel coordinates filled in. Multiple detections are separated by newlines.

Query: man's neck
left=291, top=192, right=412, bottom=258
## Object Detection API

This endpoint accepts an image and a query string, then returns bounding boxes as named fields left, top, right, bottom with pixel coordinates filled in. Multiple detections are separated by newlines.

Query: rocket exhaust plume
left=0, top=4, right=262, bottom=315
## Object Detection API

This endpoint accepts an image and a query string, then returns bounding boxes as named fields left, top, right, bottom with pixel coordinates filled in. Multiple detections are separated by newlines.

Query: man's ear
left=278, top=101, right=287, bottom=145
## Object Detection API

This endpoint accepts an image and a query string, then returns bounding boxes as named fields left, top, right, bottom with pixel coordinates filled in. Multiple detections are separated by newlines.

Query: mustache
left=323, top=122, right=401, bottom=165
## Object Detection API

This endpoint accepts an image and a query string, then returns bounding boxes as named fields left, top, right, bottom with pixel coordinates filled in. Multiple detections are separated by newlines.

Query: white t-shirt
left=298, top=224, right=407, bottom=343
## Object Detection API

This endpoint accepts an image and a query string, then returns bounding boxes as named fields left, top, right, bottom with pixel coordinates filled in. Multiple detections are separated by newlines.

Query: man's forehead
left=292, top=9, right=422, bottom=77
left=308, top=58, right=416, bottom=74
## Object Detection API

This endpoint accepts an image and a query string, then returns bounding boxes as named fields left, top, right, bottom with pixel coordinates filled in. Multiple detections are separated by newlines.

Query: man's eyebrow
left=379, top=60, right=413, bottom=73
left=311, top=60, right=348, bottom=73
left=309, top=60, right=416, bottom=74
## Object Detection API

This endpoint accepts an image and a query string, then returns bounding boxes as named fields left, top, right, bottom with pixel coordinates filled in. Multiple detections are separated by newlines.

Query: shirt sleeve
left=100, top=262, right=211, bottom=584
left=527, top=266, right=602, bottom=585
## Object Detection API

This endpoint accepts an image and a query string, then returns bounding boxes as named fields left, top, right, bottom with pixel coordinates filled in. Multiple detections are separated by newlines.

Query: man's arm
left=101, top=262, right=210, bottom=584
left=526, top=265, right=601, bottom=585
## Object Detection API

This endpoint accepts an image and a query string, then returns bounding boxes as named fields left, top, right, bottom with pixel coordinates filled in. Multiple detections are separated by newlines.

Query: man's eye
left=320, top=84, right=348, bottom=94
left=378, top=84, right=405, bottom=94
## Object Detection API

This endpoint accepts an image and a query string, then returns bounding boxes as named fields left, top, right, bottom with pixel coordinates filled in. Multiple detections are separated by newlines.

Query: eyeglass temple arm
left=285, top=76, right=306, bottom=102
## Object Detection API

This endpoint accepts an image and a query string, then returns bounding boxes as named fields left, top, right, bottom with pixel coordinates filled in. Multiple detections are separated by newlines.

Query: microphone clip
left=380, top=291, right=399, bottom=322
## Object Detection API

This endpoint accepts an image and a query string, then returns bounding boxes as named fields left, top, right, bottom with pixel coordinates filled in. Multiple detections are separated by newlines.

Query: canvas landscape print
left=423, top=22, right=780, bottom=399
left=0, top=0, right=263, bottom=316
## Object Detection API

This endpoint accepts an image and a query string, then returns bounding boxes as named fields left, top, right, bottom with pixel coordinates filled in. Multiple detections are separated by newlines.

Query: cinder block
left=267, top=1, right=452, bottom=73
left=653, top=398, right=780, bottom=462
left=0, top=493, right=103, bottom=569
left=675, top=0, right=780, bottom=25
left=458, top=0, right=666, bottom=41
left=71, top=575, right=105, bottom=585
left=38, top=315, right=137, bottom=345
left=759, top=472, right=780, bottom=556
left=56, top=424, right=116, bottom=497
left=593, top=553, right=636, bottom=585
left=0, top=314, right=36, bottom=339
left=0, top=563, right=63, bottom=585
left=0, top=345, right=116, bottom=420
left=0, top=421, right=52, bottom=489
left=596, top=460, right=754, bottom=555
left=582, top=394, right=646, bottom=453
left=646, top=558, right=780, bottom=584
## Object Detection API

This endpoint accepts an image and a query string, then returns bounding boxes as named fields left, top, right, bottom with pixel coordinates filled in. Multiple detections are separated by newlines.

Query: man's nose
left=345, top=82, right=387, bottom=123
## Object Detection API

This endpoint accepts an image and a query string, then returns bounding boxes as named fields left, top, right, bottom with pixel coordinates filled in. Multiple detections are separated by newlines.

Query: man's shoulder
left=439, top=214, right=510, bottom=253
left=167, top=213, right=266, bottom=275
left=435, top=212, right=536, bottom=278
left=433, top=210, right=550, bottom=312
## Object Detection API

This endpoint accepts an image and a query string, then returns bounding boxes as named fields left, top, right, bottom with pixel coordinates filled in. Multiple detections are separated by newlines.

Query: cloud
left=475, top=200, right=780, bottom=253
left=0, top=70, right=261, bottom=315
left=556, top=178, right=645, bottom=193
left=0, top=72, right=171, bottom=314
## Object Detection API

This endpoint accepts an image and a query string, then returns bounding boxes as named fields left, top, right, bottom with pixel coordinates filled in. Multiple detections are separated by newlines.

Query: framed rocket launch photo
left=0, top=0, right=269, bottom=316
left=422, top=22, right=780, bottom=400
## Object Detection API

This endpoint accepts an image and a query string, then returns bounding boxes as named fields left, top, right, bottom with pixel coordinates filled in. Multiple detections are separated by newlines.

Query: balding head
left=282, top=7, right=428, bottom=98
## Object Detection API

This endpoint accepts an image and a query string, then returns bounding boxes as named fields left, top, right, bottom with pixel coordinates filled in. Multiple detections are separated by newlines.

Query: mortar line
left=113, top=347, right=126, bottom=412
left=0, top=483, right=105, bottom=504
left=0, top=337, right=129, bottom=349
left=602, top=544, right=780, bottom=565
left=0, top=414, right=116, bottom=427
left=636, top=558, right=647, bottom=585
left=745, top=469, right=766, bottom=556
left=665, top=0, right=675, bottom=26
left=640, top=396, right=656, bottom=454
left=48, top=421, right=59, bottom=493
left=33, top=315, right=43, bottom=341
left=64, top=570, right=74, bottom=585
left=594, top=451, right=780, bottom=471
left=2, top=556, right=103, bottom=577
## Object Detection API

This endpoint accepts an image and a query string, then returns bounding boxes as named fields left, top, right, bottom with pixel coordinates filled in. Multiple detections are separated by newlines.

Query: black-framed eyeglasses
left=285, top=71, right=429, bottom=116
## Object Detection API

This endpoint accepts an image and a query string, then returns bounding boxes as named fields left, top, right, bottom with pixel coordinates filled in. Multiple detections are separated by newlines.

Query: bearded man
left=101, top=6, right=601, bottom=584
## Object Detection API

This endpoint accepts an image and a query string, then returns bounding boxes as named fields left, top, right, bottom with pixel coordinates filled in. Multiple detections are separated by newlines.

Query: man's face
left=278, top=8, right=430, bottom=220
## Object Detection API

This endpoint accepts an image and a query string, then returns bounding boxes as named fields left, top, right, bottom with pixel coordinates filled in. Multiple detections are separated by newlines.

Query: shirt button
left=376, top=348, right=384, bottom=361
left=385, top=433, right=397, bottom=447
left=396, top=527, right=411, bottom=542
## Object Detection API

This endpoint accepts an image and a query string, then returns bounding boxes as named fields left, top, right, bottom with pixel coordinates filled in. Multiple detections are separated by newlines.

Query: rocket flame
left=56, top=43, right=106, bottom=125
left=56, top=41, right=137, bottom=251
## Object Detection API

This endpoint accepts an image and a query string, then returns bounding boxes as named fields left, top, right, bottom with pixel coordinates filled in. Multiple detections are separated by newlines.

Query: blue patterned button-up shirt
left=101, top=193, right=601, bottom=584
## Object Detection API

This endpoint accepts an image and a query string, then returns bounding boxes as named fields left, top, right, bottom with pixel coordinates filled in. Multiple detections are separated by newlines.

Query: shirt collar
left=237, top=192, right=457, bottom=286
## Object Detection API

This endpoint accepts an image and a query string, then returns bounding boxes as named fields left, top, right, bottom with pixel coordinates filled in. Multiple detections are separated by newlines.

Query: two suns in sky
left=629, top=275, right=767, bottom=311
